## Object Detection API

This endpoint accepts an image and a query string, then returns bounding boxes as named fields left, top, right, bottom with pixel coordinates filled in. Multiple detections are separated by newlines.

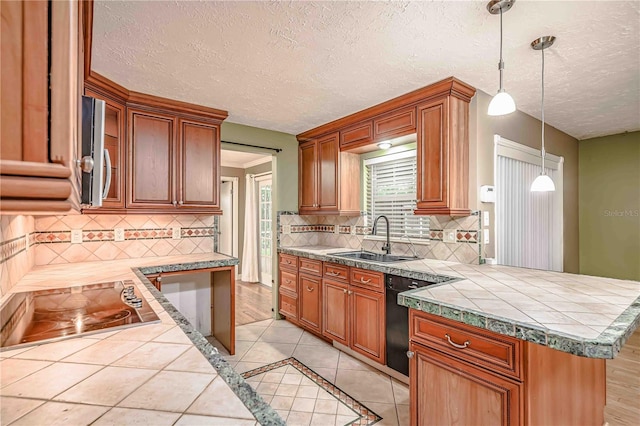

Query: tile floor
left=208, top=319, right=410, bottom=426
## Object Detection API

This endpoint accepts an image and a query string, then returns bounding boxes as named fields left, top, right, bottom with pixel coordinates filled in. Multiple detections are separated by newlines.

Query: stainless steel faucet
left=372, top=215, right=391, bottom=254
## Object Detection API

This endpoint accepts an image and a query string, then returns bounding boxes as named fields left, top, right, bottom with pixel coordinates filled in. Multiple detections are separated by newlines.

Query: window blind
left=365, top=150, right=428, bottom=239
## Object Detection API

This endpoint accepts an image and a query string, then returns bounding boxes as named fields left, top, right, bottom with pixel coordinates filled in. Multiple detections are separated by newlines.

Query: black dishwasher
left=385, top=274, right=453, bottom=376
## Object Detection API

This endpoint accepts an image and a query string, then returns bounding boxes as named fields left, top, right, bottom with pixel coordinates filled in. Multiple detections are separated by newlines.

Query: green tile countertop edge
left=278, top=247, right=640, bottom=360
left=132, top=262, right=284, bottom=426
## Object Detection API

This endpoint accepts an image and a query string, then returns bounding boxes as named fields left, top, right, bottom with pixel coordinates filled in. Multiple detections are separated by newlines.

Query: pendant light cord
left=498, top=6, right=504, bottom=90
left=541, top=46, right=546, bottom=173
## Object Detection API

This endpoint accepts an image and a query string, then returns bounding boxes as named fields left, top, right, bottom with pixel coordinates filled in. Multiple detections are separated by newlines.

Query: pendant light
left=487, top=0, right=516, bottom=116
left=530, top=36, right=556, bottom=192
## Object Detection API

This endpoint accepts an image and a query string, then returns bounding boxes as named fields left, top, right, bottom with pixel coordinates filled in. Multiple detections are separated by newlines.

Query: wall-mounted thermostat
left=480, top=185, right=496, bottom=203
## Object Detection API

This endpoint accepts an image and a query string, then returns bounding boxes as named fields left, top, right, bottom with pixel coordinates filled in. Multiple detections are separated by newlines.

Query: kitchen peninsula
left=279, top=245, right=640, bottom=425
left=0, top=254, right=282, bottom=426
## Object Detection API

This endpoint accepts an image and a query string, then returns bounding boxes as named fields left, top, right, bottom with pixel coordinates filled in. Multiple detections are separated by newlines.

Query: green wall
left=221, top=122, right=299, bottom=212
left=579, top=131, right=640, bottom=281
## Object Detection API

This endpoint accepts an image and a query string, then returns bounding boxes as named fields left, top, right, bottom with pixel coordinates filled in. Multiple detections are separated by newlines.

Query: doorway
left=219, top=177, right=238, bottom=260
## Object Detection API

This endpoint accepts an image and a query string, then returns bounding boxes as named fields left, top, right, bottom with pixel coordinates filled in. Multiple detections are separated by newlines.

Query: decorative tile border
left=456, top=230, right=478, bottom=243
left=290, top=225, right=336, bottom=233
left=0, top=236, right=27, bottom=264
left=31, top=226, right=214, bottom=245
left=242, top=357, right=382, bottom=426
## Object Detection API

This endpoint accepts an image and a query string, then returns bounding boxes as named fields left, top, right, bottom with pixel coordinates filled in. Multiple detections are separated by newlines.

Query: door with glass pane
left=257, top=176, right=273, bottom=286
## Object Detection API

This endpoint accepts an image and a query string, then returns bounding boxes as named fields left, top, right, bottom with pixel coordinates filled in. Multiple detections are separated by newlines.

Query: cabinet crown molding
left=296, top=76, right=476, bottom=142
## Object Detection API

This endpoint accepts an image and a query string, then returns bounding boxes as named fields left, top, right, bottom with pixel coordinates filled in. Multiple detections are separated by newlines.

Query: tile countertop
left=279, top=246, right=640, bottom=359
left=0, top=254, right=284, bottom=426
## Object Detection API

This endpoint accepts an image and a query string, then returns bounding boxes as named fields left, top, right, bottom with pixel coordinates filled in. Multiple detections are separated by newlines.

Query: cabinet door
left=350, top=287, right=385, bottom=364
left=373, top=106, right=416, bottom=141
left=317, top=132, right=339, bottom=212
left=410, top=342, right=521, bottom=426
left=299, top=273, right=322, bottom=333
left=127, top=109, right=176, bottom=208
left=322, top=279, right=349, bottom=346
left=416, top=97, right=448, bottom=210
left=298, top=140, right=317, bottom=211
left=178, top=119, right=220, bottom=209
left=85, top=89, right=126, bottom=209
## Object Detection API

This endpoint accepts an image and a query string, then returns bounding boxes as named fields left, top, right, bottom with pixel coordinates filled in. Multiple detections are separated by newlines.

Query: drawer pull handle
left=326, top=271, right=340, bottom=276
left=445, top=334, right=470, bottom=349
left=306, top=286, right=314, bottom=292
left=359, top=278, right=371, bottom=284
left=286, top=260, right=292, bottom=264
left=285, top=279, right=291, bottom=284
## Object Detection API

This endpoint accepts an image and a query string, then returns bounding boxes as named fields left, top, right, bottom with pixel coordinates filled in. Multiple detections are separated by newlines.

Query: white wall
left=161, top=272, right=211, bottom=335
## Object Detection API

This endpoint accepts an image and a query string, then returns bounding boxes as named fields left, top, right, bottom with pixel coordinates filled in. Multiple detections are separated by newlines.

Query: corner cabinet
left=0, top=0, right=82, bottom=213
left=298, top=132, right=360, bottom=215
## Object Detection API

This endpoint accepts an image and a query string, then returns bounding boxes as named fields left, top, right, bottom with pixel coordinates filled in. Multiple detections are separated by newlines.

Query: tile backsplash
left=0, top=215, right=36, bottom=297
left=32, top=214, right=217, bottom=266
left=278, top=212, right=482, bottom=264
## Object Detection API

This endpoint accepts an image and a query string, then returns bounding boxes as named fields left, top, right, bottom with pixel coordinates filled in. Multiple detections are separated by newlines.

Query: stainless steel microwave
left=79, top=95, right=109, bottom=207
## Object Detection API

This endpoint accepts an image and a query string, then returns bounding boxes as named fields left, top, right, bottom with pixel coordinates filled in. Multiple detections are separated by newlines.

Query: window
left=365, top=150, right=429, bottom=239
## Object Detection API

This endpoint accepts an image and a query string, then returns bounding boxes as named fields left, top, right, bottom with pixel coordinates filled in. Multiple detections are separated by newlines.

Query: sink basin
left=332, top=251, right=420, bottom=263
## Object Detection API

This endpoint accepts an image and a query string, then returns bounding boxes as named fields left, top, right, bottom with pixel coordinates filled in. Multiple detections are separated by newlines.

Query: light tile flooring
left=0, top=322, right=258, bottom=425
left=208, top=319, right=410, bottom=426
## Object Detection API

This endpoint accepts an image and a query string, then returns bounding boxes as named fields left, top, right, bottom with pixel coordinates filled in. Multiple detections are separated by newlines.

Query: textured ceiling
left=92, top=0, right=640, bottom=140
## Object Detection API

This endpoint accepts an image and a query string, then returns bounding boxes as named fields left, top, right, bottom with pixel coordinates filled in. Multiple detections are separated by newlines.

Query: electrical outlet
left=172, top=227, right=181, bottom=240
left=114, top=228, right=125, bottom=242
left=484, top=229, right=490, bottom=244
left=71, top=229, right=83, bottom=244
left=444, top=230, right=456, bottom=243
left=483, top=211, right=490, bottom=227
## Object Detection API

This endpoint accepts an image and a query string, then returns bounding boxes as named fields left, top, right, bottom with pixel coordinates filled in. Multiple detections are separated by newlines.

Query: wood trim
left=128, top=91, right=228, bottom=122
left=0, top=176, right=72, bottom=200
left=82, top=0, right=93, bottom=80
left=0, top=199, right=72, bottom=212
left=0, top=159, right=71, bottom=178
left=340, top=120, right=373, bottom=149
left=297, top=77, right=475, bottom=142
left=373, top=106, right=416, bottom=142
left=80, top=207, right=223, bottom=215
left=85, top=71, right=129, bottom=102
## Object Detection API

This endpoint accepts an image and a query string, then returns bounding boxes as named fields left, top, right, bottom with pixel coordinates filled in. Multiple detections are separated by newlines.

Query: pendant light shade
left=530, top=36, right=556, bottom=193
left=487, top=0, right=516, bottom=116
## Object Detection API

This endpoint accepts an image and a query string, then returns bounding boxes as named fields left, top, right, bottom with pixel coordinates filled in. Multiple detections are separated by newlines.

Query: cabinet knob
left=343, top=289, right=347, bottom=294
left=172, top=200, right=178, bottom=207
left=348, top=290, right=353, bottom=295
left=76, top=156, right=94, bottom=173
left=406, top=351, right=415, bottom=359
left=178, top=200, right=184, bottom=206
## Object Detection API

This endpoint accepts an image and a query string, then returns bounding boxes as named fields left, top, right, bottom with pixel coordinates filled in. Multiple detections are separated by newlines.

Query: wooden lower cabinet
left=410, top=341, right=521, bottom=426
left=279, top=289, right=298, bottom=323
left=299, top=273, right=322, bottom=333
left=322, top=278, right=349, bottom=346
left=350, top=287, right=385, bottom=364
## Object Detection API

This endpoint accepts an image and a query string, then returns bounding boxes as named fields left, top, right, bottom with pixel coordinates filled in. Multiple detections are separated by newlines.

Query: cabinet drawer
left=373, top=107, right=416, bottom=140
left=279, top=253, right=298, bottom=270
left=299, top=258, right=322, bottom=276
left=279, top=289, right=298, bottom=321
left=410, top=310, right=522, bottom=380
left=350, top=268, right=384, bottom=293
left=323, top=263, right=349, bottom=282
left=280, top=269, right=298, bottom=293
left=340, top=121, right=373, bottom=150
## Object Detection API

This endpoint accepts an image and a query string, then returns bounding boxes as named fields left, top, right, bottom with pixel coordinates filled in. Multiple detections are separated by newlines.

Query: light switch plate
left=114, top=228, right=125, bottom=242
left=483, top=211, right=490, bottom=227
left=484, top=229, right=490, bottom=244
left=71, top=229, right=83, bottom=244
left=172, top=227, right=181, bottom=240
left=444, top=230, right=456, bottom=243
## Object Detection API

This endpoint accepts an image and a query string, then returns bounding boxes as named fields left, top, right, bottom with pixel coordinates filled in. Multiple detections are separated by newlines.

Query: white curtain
left=241, top=175, right=260, bottom=282
left=495, top=136, right=564, bottom=272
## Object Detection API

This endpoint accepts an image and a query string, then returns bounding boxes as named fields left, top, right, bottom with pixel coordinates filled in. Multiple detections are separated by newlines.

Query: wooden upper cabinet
left=179, top=119, right=220, bottom=209
left=317, top=133, right=339, bottom=212
left=298, top=132, right=360, bottom=215
left=415, top=95, right=470, bottom=216
left=0, top=0, right=81, bottom=213
left=84, top=88, right=126, bottom=209
left=373, top=106, right=416, bottom=142
left=128, top=109, right=175, bottom=208
left=298, top=140, right=318, bottom=211
left=340, top=121, right=373, bottom=150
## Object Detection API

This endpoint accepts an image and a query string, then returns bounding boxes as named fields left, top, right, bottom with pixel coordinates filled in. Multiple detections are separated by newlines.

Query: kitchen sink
left=331, top=251, right=420, bottom=263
